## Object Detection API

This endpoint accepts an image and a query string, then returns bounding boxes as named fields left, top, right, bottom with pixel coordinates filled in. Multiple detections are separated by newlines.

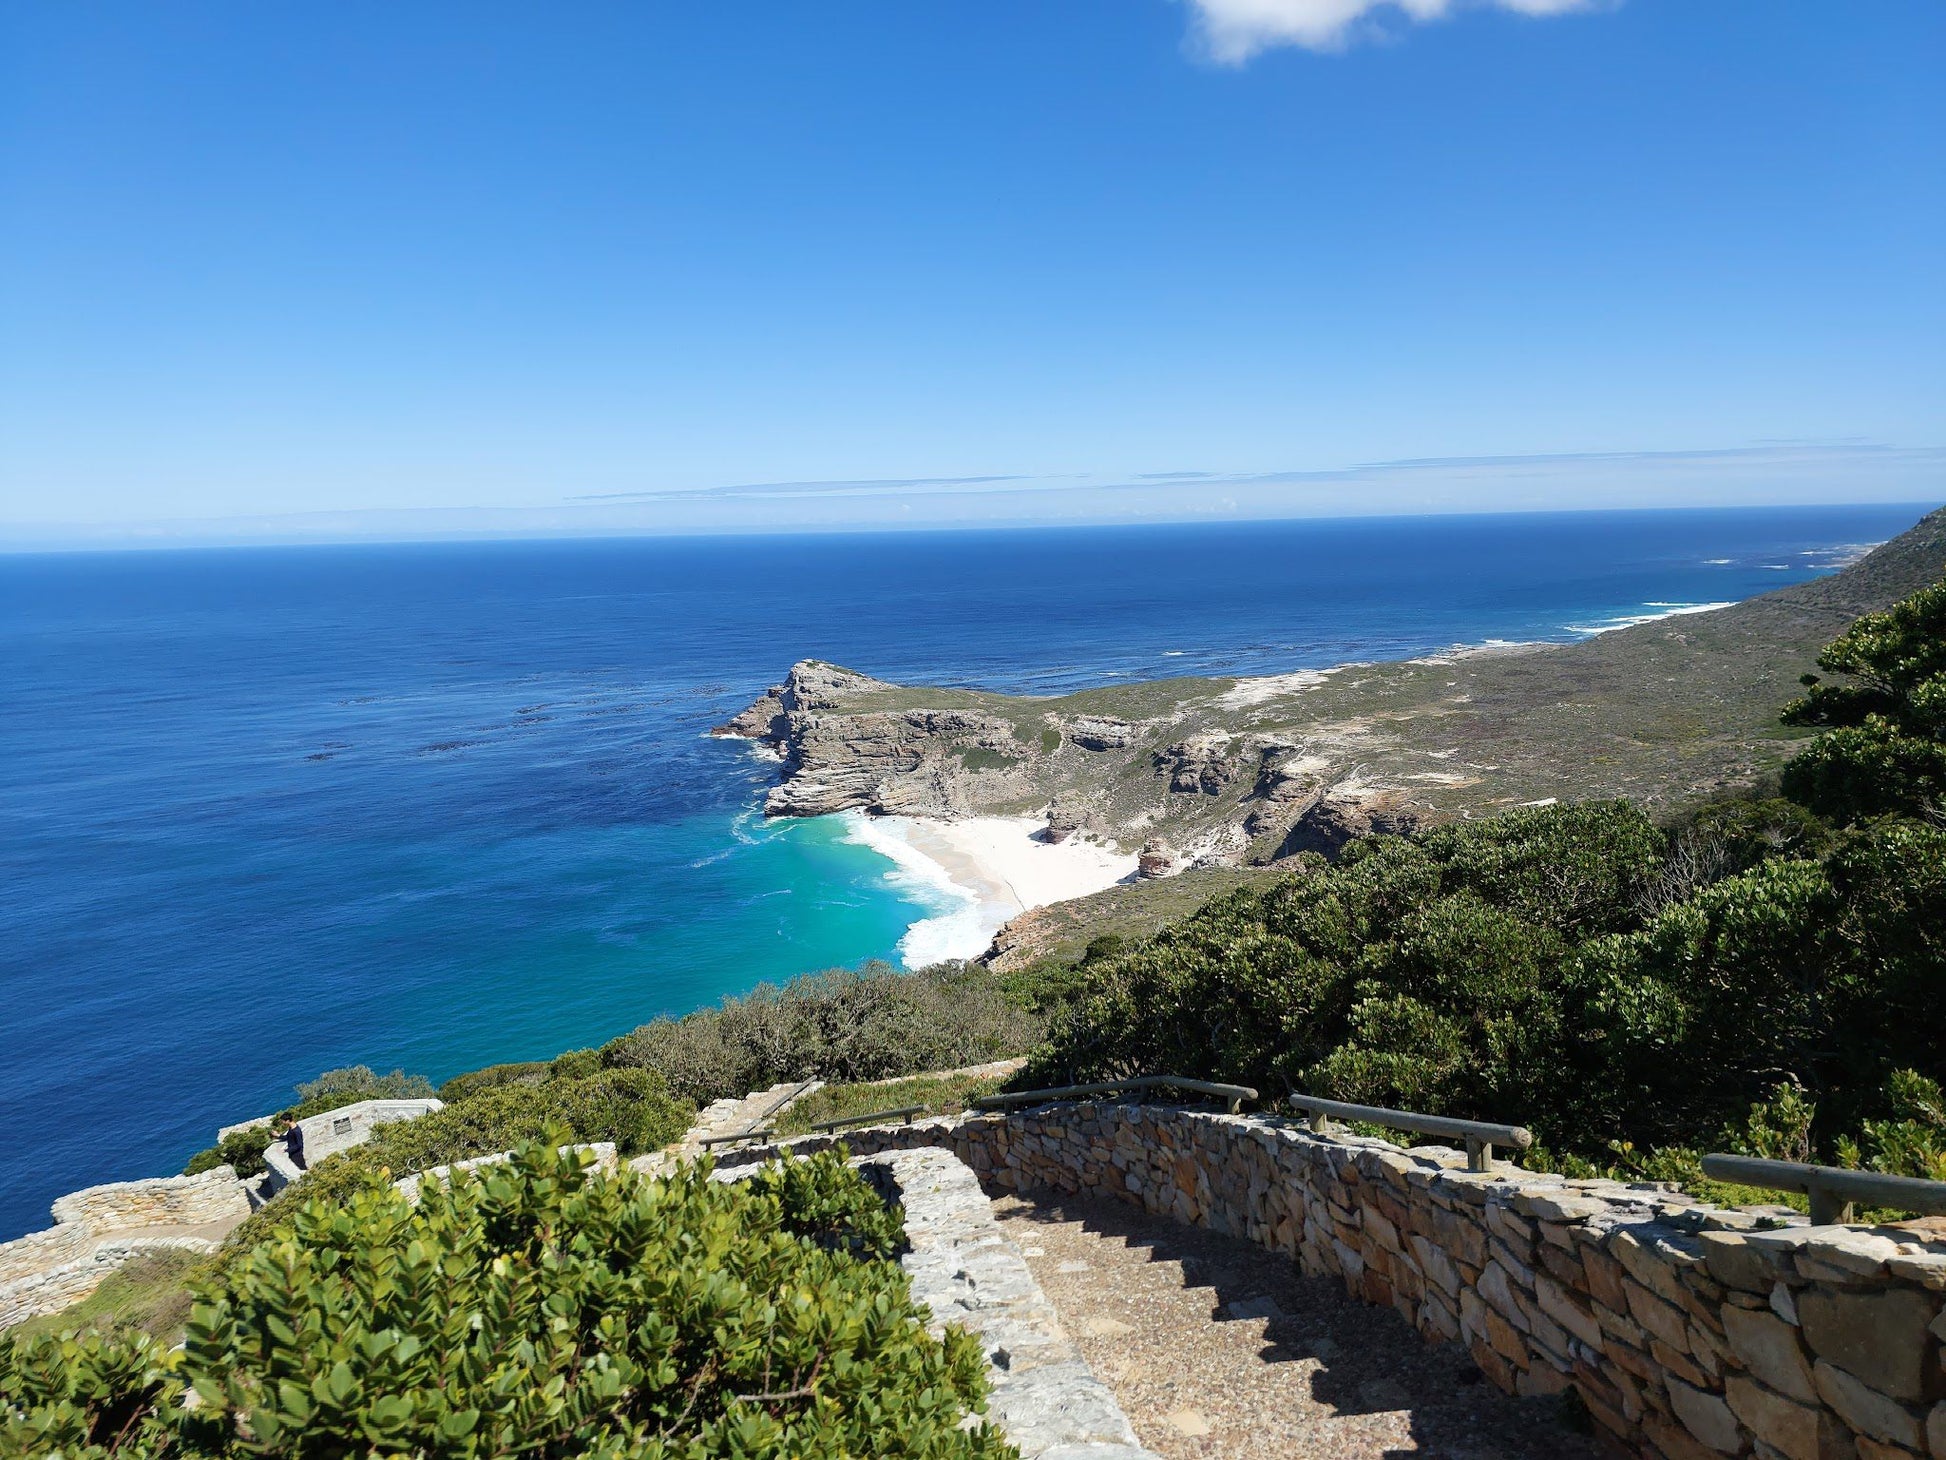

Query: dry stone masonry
left=718, top=1144, right=1160, bottom=1460
left=0, top=1167, right=249, bottom=1328
left=718, top=1101, right=1946, bottom=1460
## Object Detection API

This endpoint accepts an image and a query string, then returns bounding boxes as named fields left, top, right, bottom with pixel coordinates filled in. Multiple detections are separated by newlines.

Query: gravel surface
left=993, top=1192, right=1608, bottom=1460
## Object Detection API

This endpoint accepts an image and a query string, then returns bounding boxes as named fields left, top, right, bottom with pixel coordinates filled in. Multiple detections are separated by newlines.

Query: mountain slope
left=716, top=505, right=1946, bottom=873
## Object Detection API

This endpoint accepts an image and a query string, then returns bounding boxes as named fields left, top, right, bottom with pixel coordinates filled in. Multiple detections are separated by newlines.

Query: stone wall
left=1, top=1166, right=248, bottom=1330
left=263, top=1098, right=445, bottom=1194
left=49, top=1167, right=254, bottom=1231
left=720, top=1103, right=1946, bottom=1460
left=0, top=1225, right=94, bottom=1289
left=0, top=1234, right=227, bottom=1331
left=719, top=1143, right=1159, bottom=1460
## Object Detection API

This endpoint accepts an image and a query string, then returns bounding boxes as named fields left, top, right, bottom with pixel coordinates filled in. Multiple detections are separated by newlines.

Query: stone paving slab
left=875, top=1147, right=1166, bottom=1460
left=995, top=1190, right=1608, bottom=1460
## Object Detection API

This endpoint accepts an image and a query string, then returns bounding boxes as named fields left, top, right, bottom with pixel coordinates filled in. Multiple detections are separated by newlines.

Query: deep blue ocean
left=0, top=503, right=1929, bottom=1240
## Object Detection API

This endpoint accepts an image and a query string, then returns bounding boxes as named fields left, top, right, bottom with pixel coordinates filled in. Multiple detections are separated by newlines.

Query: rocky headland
left=714, top=505, right=1946, bottom=960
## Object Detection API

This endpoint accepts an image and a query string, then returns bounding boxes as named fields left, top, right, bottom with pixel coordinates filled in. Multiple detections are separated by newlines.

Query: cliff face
left=713, top=506, right=1946, bottom=873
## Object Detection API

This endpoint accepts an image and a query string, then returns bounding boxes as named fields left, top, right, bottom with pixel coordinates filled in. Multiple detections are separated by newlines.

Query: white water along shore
left=838, top=811, right=1137, bottom=967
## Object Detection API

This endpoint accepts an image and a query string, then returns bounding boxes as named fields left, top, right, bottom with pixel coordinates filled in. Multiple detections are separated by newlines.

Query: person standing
left=283, top=1117, right=306, bottom=1171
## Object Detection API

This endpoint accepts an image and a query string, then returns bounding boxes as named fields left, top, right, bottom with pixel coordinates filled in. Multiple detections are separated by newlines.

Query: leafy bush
left=1840, top=1070, right=1946, bottom=1181
left=2, top=1138, right=1012, bottom=1459
left=1782, top=577, right=1946, bottom=823
left=293, top=1065, right=436, bottom=1106
left=549, top=1047, right=602, bottom=1080
left=602, top=962, right=1041, bottom=1106
left=744, top=1148, right=906, bottom=1259
left=1032, top=803, right=1946, bottom=1170
left=437, top=1059, right=551, bottom=1102
left=226, top=1068, right=692, bottom=1253
left=182, top=1128, right=276, bottom=1179
left=324, top=1067, right=684, bottom=1181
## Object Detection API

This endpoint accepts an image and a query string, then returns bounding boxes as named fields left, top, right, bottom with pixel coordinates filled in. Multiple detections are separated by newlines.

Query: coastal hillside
left=716, top=506, right=1946, bottom=881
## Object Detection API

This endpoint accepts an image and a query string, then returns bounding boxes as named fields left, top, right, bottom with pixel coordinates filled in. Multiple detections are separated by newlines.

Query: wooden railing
left=697, top=1078, right=822, bottom=1150
left=1700, top=1154, right=1946, bottom=1225
left=809, top=1104, right=927, bottom=1133
left=1287, top=1094, right=1533, bottom=1172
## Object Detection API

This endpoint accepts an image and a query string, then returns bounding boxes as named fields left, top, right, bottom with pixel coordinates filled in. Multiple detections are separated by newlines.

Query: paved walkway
left=993, top=1192, right=1605, bottom=1460
left=102, top=1215, right=246, bottom=1246
left=672, top=1079, right=824, bottom=1158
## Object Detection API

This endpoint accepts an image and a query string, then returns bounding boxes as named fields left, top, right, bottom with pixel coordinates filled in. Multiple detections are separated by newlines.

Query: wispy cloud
left=9, top=442, right=1936, bottom=551
left=1185, top=0, right=1605, bottom=63
left=567, top=475, right=1024, bottom=503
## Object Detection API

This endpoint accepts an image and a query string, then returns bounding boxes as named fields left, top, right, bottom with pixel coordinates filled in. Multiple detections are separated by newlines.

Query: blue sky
left=1, top=0, right=1941, bottom=544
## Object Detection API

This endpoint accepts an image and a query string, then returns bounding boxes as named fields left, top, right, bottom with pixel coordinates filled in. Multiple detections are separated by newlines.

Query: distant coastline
left=4, top=503, right=1927, bottom=1243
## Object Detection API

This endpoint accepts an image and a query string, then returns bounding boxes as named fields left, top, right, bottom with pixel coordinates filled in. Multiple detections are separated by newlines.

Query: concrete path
left=993, top=1192, right=1605, bottom=1460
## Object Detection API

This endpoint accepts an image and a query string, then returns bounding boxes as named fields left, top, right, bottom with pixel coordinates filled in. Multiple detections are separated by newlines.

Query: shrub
left=1781, top=577, right=1946, bottom=823
left=437, top=1059, right=550, bottom=1102
left=549, top=1047, right=602, bottom=1080
left=1031, top=797, right=1946, bottom=1170
left=293, top=1065, right=436, bottom=1105
left=225, top=1068, right=692, bottom=1254
left=2, top=1138, right=1012, bottom=1459
left=602, top=962, right=1042, bottom=1106
left=182, top=1128, right=275, bottom=1179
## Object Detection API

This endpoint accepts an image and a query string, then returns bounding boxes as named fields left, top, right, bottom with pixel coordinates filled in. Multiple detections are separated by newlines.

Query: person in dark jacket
left=283, top=1117, right=306, bottom=1170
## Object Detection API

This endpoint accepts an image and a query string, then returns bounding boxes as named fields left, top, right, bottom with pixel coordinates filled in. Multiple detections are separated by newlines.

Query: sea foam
left=835, top=811, right=991, bottom=967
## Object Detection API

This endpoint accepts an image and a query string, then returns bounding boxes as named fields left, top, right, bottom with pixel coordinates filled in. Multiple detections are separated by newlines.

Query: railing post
left=1466, top=1137, right=1493, bottom=1172
left=1809, top=1184, right=1854, bottom=1226
left=1310, top=1110, right=1331, bottom=1135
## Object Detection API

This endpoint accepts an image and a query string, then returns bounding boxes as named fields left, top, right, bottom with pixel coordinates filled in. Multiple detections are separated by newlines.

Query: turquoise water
left=0, top=503, right=1930, bottom=1239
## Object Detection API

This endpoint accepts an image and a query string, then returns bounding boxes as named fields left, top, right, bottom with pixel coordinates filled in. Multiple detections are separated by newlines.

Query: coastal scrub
left=1, top=1138, right=1010, bottom=1459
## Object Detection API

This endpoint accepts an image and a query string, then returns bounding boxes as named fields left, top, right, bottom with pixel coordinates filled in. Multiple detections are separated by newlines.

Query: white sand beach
left=839, top=811, right=1137, bottom=967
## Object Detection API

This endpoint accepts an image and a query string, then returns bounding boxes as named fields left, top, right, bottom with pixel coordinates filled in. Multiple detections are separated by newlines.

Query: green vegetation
left=225, top=1067, right=690, bottom=1254
left=1781, top=578, right=1946, bottom=824
left=1, top=1138, right=1010, bottom=1460
left=957, top=747, right=1018, bottom=772
left=1026, top=576, right=1946, bottom=1196
left=774, top=1068, right=1015, bottom=1138
left=600, top=962, right=1041, bottom=1107
left=438, top=1046, right=602, bottom=1102
left=180, top=1066, right=437, bottom=1177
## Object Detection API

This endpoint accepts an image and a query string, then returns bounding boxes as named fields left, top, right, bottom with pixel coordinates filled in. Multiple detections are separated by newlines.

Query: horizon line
left=2, top=497, right=1938, bottom=558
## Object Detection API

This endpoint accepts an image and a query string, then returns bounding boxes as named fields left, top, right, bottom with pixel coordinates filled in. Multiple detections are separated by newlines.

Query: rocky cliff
left=714, top=506, right=1946, bottom=880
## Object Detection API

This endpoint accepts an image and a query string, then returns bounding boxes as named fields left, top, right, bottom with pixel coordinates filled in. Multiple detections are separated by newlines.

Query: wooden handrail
left=974, top=1075, right=1258, bottom=1115
left=1700, top=1154, right=1946, bottom=1225
left=697, top=1079, right=822, bottom=1150
left=699, top=1127, right=773, bottom=1148
left=1287, top=1094, right=1532, bottom=1173
left=809, top=1104, right=927, bottom=1133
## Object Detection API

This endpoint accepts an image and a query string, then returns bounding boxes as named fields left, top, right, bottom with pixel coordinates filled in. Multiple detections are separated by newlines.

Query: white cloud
left=1186, top=0, right=1602, bottom=63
